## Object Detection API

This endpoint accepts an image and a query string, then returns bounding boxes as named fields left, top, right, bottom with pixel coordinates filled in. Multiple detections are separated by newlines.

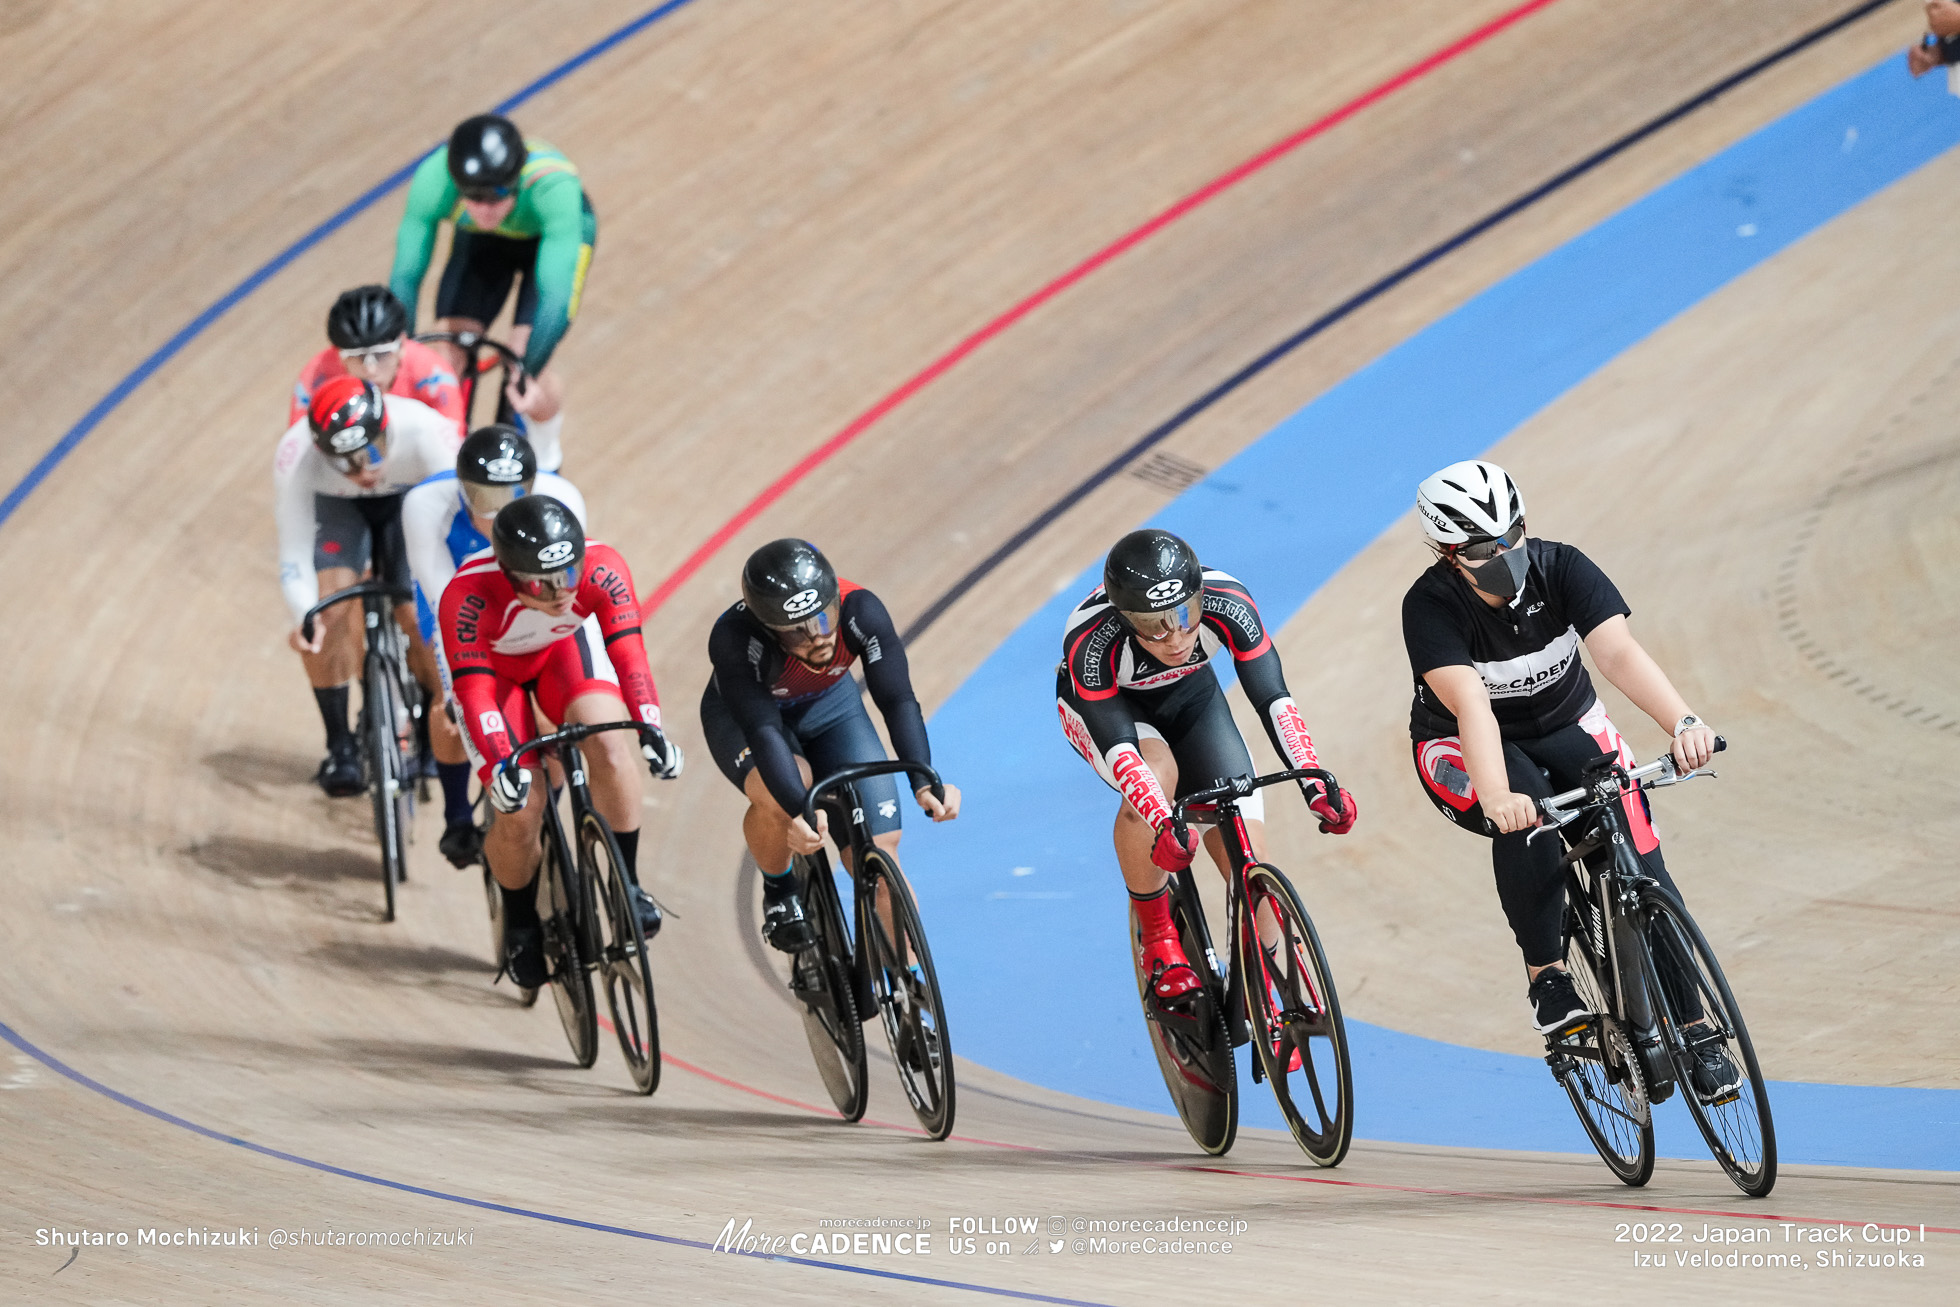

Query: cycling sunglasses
left=460, top=185, right=514, bottom=202
left=461, top=479, right=530, bottom=519
left=1118, top=593, right=1204, bottom=641
left=767, top=602, right=841, bottom=645
left=1456, top=522, right=1525, bottom=562
left=509, top=562, right=582, bottom=600
left=337, top=340, right=403, bottom=365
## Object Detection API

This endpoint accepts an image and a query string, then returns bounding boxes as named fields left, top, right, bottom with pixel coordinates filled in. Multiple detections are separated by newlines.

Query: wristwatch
left=1672, top=714, right=1702, bottom=737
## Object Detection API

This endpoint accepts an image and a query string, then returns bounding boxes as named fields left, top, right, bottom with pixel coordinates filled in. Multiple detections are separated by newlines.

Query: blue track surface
left=913, top=55, right=1960, bottom=1171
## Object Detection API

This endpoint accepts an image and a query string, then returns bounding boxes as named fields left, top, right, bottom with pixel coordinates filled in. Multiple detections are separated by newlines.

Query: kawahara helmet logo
left=536, top=540, right=575, bottom=567
left=782, top=587, right=823, bottom=618
left=484, top=455, right=524, bottom=481
left=1145, top=579, right=1184, bottom=603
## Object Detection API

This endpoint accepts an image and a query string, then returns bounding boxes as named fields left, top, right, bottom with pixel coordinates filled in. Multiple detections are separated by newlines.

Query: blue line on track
left=914, top=52, right=1960, bottom=1172
left=0, top=0, right=700, bottom=533
left=0, top=1020, right=1114, bottom=1304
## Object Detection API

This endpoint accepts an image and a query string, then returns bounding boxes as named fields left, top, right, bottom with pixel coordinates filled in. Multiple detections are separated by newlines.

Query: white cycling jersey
left=273, top=393, right=462, bottom=623
left=515, top=409, right=564, bottom=473
left=401, top=470, right=588, bottom=632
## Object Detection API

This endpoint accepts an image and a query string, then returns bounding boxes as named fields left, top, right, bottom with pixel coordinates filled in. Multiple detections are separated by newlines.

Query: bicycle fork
left=1602, top=851, right=1676, bottom=1105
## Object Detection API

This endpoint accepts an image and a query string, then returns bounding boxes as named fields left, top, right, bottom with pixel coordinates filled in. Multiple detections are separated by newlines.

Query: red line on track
left=662, top=1043, right=1959, bottom=1236
left=639, top=0, right=1564, bottom=614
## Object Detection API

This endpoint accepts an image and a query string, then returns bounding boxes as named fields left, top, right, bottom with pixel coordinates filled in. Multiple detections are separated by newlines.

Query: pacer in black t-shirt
left=1402, top=460, right=1730, bottom=1101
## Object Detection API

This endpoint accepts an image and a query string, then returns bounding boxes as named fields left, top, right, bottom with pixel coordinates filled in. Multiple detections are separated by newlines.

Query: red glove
left=1150, top=821, right=1200, bottom=872
left=1307, top=783, right=1358, bottom=835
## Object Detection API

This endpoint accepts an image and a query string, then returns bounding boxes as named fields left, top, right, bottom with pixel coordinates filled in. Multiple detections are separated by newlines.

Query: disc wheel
left=363, top=663, right=405, bottom=923
left=857, top=851, right=955, bottom=1139
left=1555, top=890, right=1656, bottom=1186
left=1237, top=864, right=1352, bottom=1166
left=582, top=813, right=660, bottom=1095
left=1133, top=874, right=1237, bottom=1156
left=792, top=855, right=868, bottom=1121
left=1641, top=885, right=1776, bottom=1197
left=539, top=829, right=598, bottom=1068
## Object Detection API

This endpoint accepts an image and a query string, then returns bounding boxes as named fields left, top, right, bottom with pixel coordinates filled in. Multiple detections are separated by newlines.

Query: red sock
left=1130, top=886, right=1175, bottom=941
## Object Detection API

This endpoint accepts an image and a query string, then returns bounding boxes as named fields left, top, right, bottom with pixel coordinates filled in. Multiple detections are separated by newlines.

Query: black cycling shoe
left=1528, top=967, right=1591, bottom=1034
left=761, top=880, right=818, bottom=953
left=438, top=821, right=483, bottom=869
left=502, top=920, right=547, bottom=990
left=315, top=738, right=364, bottom=798
left=1686, top=1030, right=1743, bottom=1103
left=628, top=883, right=663, bottom=940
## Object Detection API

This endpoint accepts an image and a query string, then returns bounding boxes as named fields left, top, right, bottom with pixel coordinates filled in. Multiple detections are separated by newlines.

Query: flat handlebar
left=1532, top=736, right=1727, bottom=839
left=299, top=580, right=414, bottom=642
left=1168, top=766, right=1339, bottom=842
left=802, top=760, right=946, bottom=831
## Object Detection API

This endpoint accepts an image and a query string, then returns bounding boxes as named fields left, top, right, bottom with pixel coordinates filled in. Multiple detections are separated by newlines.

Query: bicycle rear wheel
left=538, top=822, right=598, bottom=1067
left=1554, top=890, right=1655, bottom=1186
left=791, top=854, right=868, bottom=1121
left=582, top=812, right=660, bottom=1095
left=1236, top=864, right=1352, bottom=1166
left=1640, top=885, right=1776, bottom=1197
left=856, top=850, right=954, bottom=1139
left=1134, top=872, right=1236, bottom=1156
left=363, top=663, right=406, bottom=922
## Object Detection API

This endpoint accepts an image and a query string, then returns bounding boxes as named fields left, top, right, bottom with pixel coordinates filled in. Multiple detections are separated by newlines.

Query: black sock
left=437, top=762, right=473, bottom=826
left=313, top=686, right=352, bottom=750
left=497, top=875, right=539, bottom=929
left=762, top=867, right=795, bottom=899
left=615, top=828, right=640, bottom=885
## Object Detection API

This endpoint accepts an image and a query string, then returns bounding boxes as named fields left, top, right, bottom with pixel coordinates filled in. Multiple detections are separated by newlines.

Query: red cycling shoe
left=1138, top=934, right=1202, bottom=1002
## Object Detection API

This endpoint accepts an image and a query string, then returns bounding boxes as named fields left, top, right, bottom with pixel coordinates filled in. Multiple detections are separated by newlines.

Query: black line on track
left=901, top=0, right=1902, bottom=642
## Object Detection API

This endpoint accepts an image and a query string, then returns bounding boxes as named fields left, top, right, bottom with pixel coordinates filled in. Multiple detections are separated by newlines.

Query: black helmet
left=492, top=494, right=584, bottom=595
left=456, top=424, right=536, bottom=518
left=447, top=114, right=526, bottom=197
left=1103, top=528, right=1205, bottom=638
left=741, top=538, right=839, bottom=633
left=307, top=376, right=390, bottom=471
left=325, top=284, right=407, bottom=350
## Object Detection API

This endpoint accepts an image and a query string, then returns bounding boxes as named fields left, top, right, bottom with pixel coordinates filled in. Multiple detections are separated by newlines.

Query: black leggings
left=1414, top=711, right=1685, bottom=968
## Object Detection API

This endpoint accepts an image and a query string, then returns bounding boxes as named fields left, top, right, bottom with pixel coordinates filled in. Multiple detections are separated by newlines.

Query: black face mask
left=1462, top=540, right=1530, bottom=601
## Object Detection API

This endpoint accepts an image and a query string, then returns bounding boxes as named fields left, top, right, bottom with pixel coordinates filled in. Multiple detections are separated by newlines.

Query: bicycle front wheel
left=1552, top=877, right=1656, bottom=1186
left=363, top=664, right=406, bottom=922
left=539, top=826, right=598, bottom=1067
left=1236, top=864, right=1352, bottom=1166
left=581, top=813, right=660, bottom=1095
left=1641, top=885, right=1776, bottom=1197
left=857, top=850, right=955, bottom=1139
left=792, top=855, right=868, bottom=1121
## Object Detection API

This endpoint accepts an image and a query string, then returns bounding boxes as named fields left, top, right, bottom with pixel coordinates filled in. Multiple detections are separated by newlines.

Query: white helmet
left=1416, top=460, right=1525, bottom=546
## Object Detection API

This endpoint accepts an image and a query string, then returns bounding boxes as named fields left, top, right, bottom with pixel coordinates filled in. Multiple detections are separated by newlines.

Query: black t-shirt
left=1401, top=538, right=1629, bottom=740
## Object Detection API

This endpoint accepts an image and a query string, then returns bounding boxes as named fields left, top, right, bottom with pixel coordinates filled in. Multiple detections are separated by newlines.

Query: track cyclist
left=701, top=540, right=960, bottom=952
left=403, top=424, right=585, bottom=868
left=437, top=496, right=681, bottom=988
left=390, top=113, right=593, bottom=424
left=1057, top=529, right=1357, bottom=1003
left=1401, top=460, right=1739, bottom=1102
left=276, top=376, right=463, bottom=795
left=291, top=285, right=463, bottom=437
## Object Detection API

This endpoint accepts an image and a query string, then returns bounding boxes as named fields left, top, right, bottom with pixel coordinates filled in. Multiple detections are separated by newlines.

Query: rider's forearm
left=1586, top=622, right=1693, bottom=733
left=1455, top=697, right=1514, bottom=803
left=388, top=158, right=451, bottom=328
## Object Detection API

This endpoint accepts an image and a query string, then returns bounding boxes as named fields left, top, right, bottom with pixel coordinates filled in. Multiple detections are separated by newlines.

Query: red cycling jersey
left=437, top=541, right=661, bottom=784
left=290, top=339, right=464, bottom=433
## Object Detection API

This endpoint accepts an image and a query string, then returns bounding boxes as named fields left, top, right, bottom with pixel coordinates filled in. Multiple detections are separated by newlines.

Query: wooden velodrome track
left=0, top=0, right=1953, bottom=1301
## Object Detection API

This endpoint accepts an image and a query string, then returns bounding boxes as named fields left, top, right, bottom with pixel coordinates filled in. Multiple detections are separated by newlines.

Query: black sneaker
left=316, top=738, right=364, bottom=797
left=761, top=879, right=817, bottom=953
left=502, top=920, right=547, bottom=990
left=1528, top=967, right=1591, bottom=1034
left=439, top=821, right=483, bottom=869
left=1686, top=1030, right=1743, bottom=1103
left=629, top=883, right=663, bottom=940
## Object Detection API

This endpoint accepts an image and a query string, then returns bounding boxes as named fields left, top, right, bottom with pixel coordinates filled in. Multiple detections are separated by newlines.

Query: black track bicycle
left=494, top=721, right=664, bottom=1093
left=415, top=330, right=526, bottom=426
left=1532, top=738, right=1776, bottom=1196
left=300, top=580, right=428, bottom=922
left=786, top=761, right=957, bottom=1140
left=1141, top=768, right=1354, bottom=1166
